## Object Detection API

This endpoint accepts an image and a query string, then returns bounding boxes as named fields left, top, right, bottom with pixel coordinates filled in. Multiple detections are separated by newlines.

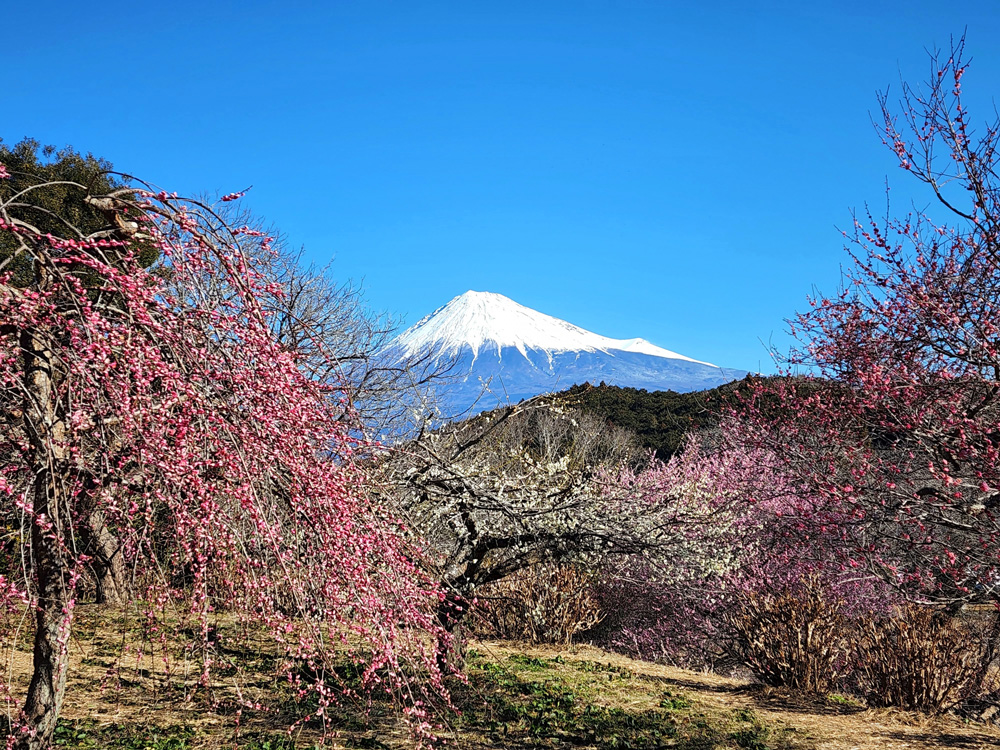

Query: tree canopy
left=0, top=138, right=158, bottom=286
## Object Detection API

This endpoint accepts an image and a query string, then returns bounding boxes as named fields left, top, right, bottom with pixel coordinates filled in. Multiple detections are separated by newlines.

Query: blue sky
left=7, top=1, right=1000, bottom=372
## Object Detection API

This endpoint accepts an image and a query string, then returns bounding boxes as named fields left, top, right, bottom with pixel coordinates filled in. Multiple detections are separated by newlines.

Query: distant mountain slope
left=389, top=291, right=748, bottom=417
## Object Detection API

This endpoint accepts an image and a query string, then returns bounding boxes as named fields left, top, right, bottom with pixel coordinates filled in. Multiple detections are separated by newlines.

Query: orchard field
left=6, top=607, right=1000, bottom=749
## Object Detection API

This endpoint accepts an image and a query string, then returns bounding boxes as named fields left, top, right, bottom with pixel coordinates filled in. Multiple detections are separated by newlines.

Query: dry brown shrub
left=854, top=605, right=1000, bottom=713
left=472, top=562, right=603, bottom=644
left=722, top=577, right=849, bottom=693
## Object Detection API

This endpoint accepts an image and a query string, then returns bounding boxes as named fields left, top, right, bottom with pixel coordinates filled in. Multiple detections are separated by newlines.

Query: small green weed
left=730, top=726, right=771, bottom=750
left=732, top=707, right=759, bottom=723
left=507, top=653, right=549, bottom=670
left=463, top=659, right=721, bottom=748
left=52, top=720, right=195, bottom=749
left=50, top=721, right=326, bottom=749
left=343, top=737, right=390, bottom=749
left=728, top=707, right=798, bottom=750
left=238, top=738, right=296, bottom=750
left=827, top=693, right=862, bottom=708
left=659, top=690, right=692, bottom=711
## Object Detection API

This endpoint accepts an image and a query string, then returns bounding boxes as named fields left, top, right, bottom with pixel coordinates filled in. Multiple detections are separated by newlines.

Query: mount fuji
left=390, top=291, right=747, bottom=416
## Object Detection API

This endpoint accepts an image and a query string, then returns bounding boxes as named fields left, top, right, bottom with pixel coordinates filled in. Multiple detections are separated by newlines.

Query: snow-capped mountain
left=391, top=291, right=746, bottom=416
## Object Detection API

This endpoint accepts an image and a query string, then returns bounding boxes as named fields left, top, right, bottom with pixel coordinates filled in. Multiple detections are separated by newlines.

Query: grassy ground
left=446, top=645, right=804, bottom=749
left=6, top=609, right=1000, bottom=748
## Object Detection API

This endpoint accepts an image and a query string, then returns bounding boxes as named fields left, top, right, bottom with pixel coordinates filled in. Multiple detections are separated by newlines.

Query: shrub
left=473, top=562, right=603, bottom=644
left=853, top=606, right=1000, bottom=713
left=721, top=576, right=850, bottom=693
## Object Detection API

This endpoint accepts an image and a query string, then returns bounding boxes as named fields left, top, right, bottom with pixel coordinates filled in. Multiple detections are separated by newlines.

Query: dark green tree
left=0, top=138, right=157, bottom=287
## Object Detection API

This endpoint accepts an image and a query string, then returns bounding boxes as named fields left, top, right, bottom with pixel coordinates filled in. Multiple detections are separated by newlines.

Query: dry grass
left=473, top=641, right=1000, bottom=750
left=2, top=608, right=999, bottom=748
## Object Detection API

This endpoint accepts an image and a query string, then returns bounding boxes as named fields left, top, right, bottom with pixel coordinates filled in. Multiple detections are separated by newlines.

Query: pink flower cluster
left=593, top=434, right=894, bottom=666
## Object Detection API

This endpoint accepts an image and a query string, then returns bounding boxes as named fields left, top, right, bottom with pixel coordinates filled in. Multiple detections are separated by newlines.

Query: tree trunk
left=16, top=327, right=74, bottom=750
left=435, top=592, right=468, bottom=674
left=81, top=509, right=126, bottom=605
left=18, top=478, right=73, bottom=750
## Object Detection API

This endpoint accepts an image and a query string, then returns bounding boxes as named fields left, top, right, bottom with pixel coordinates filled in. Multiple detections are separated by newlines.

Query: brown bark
left=434, top=593, right=468, bottom=674
left=80, top=509, right=126, bottom=605
left=19, top=476, right=73, bottom=750
left=16, top=326, right=74, bottom=750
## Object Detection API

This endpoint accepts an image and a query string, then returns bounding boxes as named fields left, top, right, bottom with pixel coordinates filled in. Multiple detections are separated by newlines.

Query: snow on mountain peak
left=394, top=290, right=715, bottom=366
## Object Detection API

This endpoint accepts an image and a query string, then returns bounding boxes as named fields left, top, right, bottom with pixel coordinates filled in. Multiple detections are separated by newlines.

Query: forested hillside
left=548, top=379, right=753, bottom=458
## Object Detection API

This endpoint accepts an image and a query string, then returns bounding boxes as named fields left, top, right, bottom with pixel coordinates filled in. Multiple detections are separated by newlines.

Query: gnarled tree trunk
left=16, top=327, right=75, bottom=750
left=435, top=591, right=468, bottom=674
left=81, top=509, right=126, bottom=605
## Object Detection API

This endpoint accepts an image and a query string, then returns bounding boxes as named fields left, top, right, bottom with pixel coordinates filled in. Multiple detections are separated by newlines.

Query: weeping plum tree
left=0, top=166, right=447, bottom=748
left=741, top=38, right=1000, bottom=612
left=0, top=141, right=162, bottom=606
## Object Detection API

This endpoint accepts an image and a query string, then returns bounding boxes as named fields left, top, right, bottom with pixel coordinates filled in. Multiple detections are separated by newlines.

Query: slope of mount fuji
left=395, top=290, right=711, bottom=365
left=390, top=291, right=746, bottom=416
